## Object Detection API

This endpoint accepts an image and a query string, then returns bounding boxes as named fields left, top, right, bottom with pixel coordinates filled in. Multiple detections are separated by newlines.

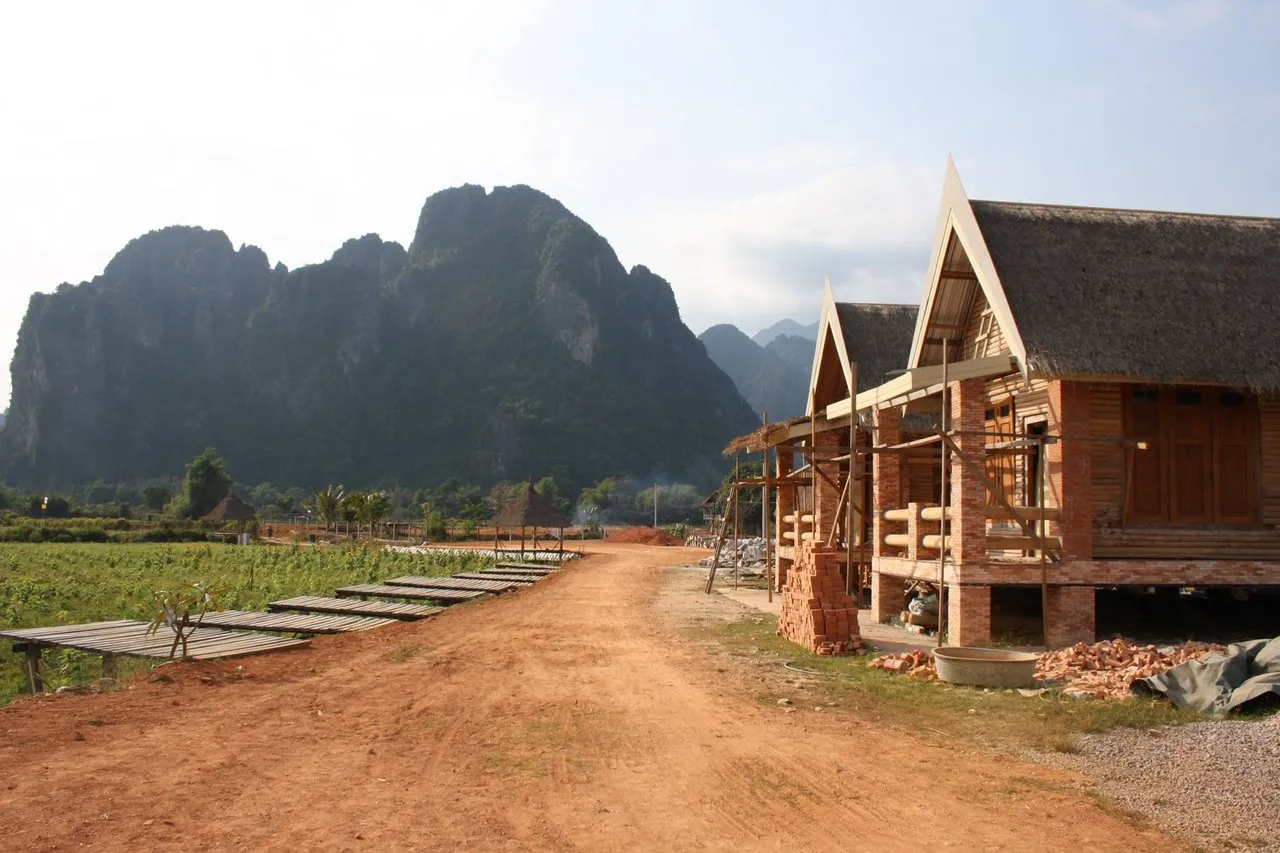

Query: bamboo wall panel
left=961, top=288, right=1007, bottom=359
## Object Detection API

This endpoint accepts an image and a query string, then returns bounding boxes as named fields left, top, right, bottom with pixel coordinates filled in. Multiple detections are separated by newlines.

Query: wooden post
left=705, top=485, right=735, bottom=594
left=938, top=337, right=950, bottom=641
left=847, top=419, right=855, bottom=599
left=1039, top=435, right=1050, bottom=647
left=102, top=653, right=118, bottom=680
left=520, top=525, right=525, bottom=561
left=23, top=644, right=44, bottom=694
left=762, top=412, right=772, bottom=604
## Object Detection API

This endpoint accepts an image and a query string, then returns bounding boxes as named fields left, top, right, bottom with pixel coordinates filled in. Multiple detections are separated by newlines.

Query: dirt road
left=0, top=544, right=1172, bottom=851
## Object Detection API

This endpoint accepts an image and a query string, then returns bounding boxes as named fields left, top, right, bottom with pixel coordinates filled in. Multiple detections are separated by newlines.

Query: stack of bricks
left=777, top=540, right=862, bottom=655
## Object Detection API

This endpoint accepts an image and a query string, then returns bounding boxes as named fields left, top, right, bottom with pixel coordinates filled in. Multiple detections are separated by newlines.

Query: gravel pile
left=1045, top=713, right=1280, bottom=851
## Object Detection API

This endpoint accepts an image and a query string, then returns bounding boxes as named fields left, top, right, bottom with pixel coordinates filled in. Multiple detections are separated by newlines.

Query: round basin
left=932, top=646, right=1038, bottom=688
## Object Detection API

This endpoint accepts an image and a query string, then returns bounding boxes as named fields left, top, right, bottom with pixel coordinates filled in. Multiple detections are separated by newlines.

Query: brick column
left=1045, top=586, right=1095, bottom=647
left=871, top=407, right=903, bottom=559
left=905, top=502, right=922, bottom=561
left=949, top=378, right=988, bottom=569
left=947, top=584, right=992, bottom=646
left=871, top=571, right=905, bottom=623
left=1047, top=380, right=1093, bottom=560
left=814, top=429, right=841, bottom=544
left=775, top=449, right=794, bottom=552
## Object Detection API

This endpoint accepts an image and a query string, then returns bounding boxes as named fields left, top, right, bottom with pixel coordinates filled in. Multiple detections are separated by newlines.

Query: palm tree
left=306, top=484, right=347, bottom=531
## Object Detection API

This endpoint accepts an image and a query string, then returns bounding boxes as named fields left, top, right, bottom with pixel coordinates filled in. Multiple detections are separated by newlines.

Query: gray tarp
left=1132, top=636, right=1280, bottom=714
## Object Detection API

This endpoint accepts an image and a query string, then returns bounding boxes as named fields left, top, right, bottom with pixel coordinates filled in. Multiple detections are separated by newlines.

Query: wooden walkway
left=455, top=572, right=543, bottom=584
left=199, top=610, right=397, bottom=635
left=384, top=575, right=519, bottom=594
left=334, top=583, right=486, bottom=604
left=269, top=596, right=440, bottom=620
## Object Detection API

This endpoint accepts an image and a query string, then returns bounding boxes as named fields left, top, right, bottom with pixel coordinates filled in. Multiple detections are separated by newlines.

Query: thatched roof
left=492, top=483, right=569, bottom=529
left=204, top=492, right=256, bottom=522
left=971, top=200, right=1280, bottom=391
left=833, top=302, right=919, bottom=391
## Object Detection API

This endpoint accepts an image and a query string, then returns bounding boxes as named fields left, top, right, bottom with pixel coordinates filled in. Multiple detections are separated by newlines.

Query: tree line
left=0, top=448, right=719, bottom=530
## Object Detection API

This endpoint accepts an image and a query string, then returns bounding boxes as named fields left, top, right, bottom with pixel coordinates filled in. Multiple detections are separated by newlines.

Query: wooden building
left=731, top=158, right=1280, bottom=649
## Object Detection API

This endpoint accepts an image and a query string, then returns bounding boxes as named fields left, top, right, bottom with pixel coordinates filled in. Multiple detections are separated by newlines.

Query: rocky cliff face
left=2, top=186, right=756, bottom=490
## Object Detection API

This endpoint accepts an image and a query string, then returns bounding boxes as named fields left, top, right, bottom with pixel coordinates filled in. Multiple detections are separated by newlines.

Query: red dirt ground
left=0, top=543, right=1173, bottom=852
left=604, top=526, right=681, bottom=545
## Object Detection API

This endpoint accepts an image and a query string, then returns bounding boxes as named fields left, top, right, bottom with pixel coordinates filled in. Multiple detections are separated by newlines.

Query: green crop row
left=0, top=542, right=488, bottom=705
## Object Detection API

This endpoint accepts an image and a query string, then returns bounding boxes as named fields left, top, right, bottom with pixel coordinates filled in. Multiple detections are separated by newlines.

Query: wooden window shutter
left=1214, top=392, right=1255, bottom=523
left=1126, top=389, right=1166, bottom=522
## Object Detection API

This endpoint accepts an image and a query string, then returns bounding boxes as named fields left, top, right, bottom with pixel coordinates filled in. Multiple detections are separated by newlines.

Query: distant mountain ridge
left=698, top=325, right=815, bottom=421
left=751, top=318, right=818, bottom=347
left=1, top=185, right=758, bottom=491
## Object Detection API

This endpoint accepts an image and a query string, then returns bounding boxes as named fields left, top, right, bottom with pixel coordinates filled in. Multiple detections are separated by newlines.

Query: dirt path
left=0, top=543, right=1172, bottom=852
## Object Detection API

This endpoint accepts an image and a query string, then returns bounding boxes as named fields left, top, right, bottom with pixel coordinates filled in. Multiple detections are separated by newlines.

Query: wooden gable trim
left=805, top=277, right=855, bottom=416
left=908, top=157, right=1028, bottom=374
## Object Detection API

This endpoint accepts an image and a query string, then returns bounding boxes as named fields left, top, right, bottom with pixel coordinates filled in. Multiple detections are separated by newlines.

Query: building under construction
left=723, top=158, right=1280, bottom=652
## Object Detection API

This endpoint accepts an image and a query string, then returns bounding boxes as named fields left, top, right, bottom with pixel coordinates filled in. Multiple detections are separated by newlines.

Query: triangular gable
left=806, top=278, right=855, bottom=416
left=907, top=157, right=1027, bottom=373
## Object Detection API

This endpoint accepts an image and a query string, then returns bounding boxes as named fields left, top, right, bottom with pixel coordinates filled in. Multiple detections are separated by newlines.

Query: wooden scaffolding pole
left=705, top=483, right=737, bottom=594
left=1039, top=435, right=1049, bottom=646
left=761, top=411, right=772, bottom=604
left=938, top=337, right=950, bottom=640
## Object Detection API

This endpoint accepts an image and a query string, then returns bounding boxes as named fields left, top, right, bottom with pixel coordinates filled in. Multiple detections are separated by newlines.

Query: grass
left=692, top=613, right=1197, bottom=753
left=0, top=542, right=490, bottom=705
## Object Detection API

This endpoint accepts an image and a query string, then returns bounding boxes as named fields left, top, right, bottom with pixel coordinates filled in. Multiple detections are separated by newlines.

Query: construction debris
left=867, top=638, right=1226, bottom=701
left=690, top=536, right=768, bottom=566
left=868, top=650, right=936, bottom=678
left=1037, top=639, right=1226, bottom=701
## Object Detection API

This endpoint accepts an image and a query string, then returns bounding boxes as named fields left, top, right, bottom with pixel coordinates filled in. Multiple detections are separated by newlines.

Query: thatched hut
left=204, top=493, right=256, bottom=524
left=492, top=483, right=570, bottom=561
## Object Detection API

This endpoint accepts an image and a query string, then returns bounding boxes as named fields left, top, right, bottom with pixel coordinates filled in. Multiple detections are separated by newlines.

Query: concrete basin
left=932, top=646, right=1038, bottom=688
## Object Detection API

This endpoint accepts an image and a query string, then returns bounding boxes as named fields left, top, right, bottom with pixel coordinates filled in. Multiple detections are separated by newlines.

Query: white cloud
left=624, top=153, right=938, bottom=334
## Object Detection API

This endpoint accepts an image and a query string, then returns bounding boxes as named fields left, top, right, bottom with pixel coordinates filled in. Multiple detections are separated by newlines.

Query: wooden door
left=1170, top=390, right=1212, bottom=523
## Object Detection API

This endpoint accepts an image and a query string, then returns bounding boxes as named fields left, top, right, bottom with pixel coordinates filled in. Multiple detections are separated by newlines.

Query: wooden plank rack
left=1, top=620, right=310, bottom=693
left=489, top=563, right=556, bottom=575
left=334, top=583, right=485, bottom=604
left=493, top=562, right=558, bottom=572
left=199, top=610, right=397, bottom=635
left=384, top=575, right=519, bottom=594
left=269, top=596, right=440, bottom=620
left=453, top=571, right=542, bottom=584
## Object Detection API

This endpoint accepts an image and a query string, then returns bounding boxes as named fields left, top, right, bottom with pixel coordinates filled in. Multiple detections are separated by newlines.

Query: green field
left=0, top=542, right=487, bottom=705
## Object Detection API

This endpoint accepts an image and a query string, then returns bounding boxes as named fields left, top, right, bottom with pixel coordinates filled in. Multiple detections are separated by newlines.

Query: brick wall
left=947, top=585, right=992, bottom=646
left=778, top=541, right=862, bottom=655
left=814, top=429, right=842, bottom=544
left=872, top=407, right=903, bottom=559
left=870, top=569, right=906, bottom=623
left=950, top=378, right=987, bottom=567
left=1045, top=586, right=1095, bottom=646
left=1048, top=380, right=1093, bottom=559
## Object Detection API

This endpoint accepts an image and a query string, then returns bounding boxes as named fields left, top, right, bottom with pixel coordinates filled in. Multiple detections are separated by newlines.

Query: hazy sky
left=3, top=0, right=1279, bottom=408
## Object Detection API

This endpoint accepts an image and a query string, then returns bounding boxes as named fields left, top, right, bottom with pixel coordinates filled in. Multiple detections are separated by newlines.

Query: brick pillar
left=814, top=429, right=841, bottom=544
left=1045, top=586, right=1096, bottom=647
left=871, top=407, right=903, bottom=559
left=949, top=379, right=987, bottom=568
left=871, top=571, right=905, bottom=623
left=1047, top=380, right=1093, bottom=560
left=776, top=449, right=794, bottom=553
left=905, top=502, right=922, bottom=561
left=947, top=584, right=992, bottom=646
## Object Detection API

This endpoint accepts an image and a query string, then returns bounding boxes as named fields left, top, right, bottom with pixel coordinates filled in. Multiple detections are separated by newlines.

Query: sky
left=2, top=0, right=1279, bottom=408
